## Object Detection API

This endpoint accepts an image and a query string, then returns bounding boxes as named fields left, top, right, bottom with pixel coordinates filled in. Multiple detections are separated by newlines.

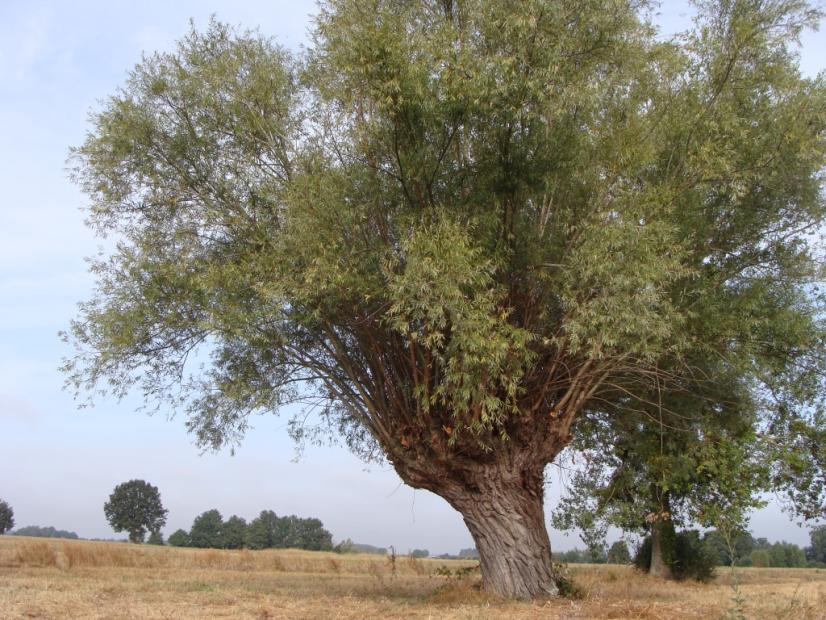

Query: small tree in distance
left=189, top=509, right=224, bottom=549
left=189, top=509, right=224, bottom=548
left=0, top=499, right=14, bottom=534
left=103, top=480, right=167, bottom=543
left=167, top=529, right=190, bottom=547
left=607, top=541, right=630, bottom=565
left=808, top=525, right=826, bottom=565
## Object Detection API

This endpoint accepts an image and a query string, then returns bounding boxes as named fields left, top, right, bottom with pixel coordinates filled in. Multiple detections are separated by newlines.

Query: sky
left=0, top=0, right=824, bottom=554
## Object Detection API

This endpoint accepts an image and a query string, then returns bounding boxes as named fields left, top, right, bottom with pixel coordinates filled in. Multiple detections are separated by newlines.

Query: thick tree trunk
left=429, top=462, right=559, bottom=599
left=649, top=518, right=673, bottom=579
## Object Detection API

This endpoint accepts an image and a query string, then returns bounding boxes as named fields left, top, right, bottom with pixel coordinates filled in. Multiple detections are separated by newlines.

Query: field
left=1, top=536, right=824, bottom=619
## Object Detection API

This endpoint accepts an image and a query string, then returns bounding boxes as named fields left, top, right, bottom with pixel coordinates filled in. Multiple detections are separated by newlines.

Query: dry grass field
left=0, top=535, right=824, bottom=619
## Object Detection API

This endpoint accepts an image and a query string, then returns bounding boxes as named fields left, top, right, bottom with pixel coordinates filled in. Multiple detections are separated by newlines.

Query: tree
left=12, top=525, right=79, bottom=539
left=607, top=541, right=631, bottom=565
left=703, top=530, right=755, bottom=566
left=245, top=510, right=280, bottom=550
left=168, top=529, right=191, bottom=547
left=222, top=515, right=248, bottom=549
left=750, top=549, right=770, bottom=567
left=189, top=509, right=224, bottom=548
left=768, top=542, right=806, bottom=567
left=288, top=516, right=334, bottom=551
left=553, top=381, right=769, bottom=578
left=808, top=525, right=826, bottom=564
left=65, top=0, right=826, bottom=599
left=410, top=549, right=429, bottom=558
left=0, top=499, right=14, bottom=534
left=103, top=480, right=167, bottom=543
left=147, top=530, right=164, bottom=545
left=244, top=512, right=333, bottom=550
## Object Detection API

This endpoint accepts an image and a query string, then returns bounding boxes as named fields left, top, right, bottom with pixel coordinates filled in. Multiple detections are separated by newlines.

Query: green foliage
left=0, top=499, right=14, bottom=535
left=245, top=510, right=279, bottom=550
left=607, top=541, right=631, bottom=565
left=222, top=515, right=247, bottom=550
left=808, top=525, right=826, bottom=564
left=167, top=529, right=190, bottom=547
left=277, top=515, right=334, bottom=551
left=103, top=480, right=167, bottom=544
left=65, top=0, right=826, bottom=476
left=703, top=530, right=755, bottom=566
left=634, top=536, right=653, bottom=573
left=242, top=510, right=333, bottom=551
left=147, top=530, right=164, bottom=545
left=750, top=549, right=770, bottom=567
left=189, top=510, right=224, bottom=549
left=409, top=549, right=429, bottom=558
left=11, top=525, right=79, bottom=539
left=555, top=547, right=606, bottom=564
left=672, top=530, right=716, bottom=583
left=767, top=541, right=807, bottom=567
left=635, top=529, right=717, bottom=582
left=64, top=0, right=826, bottom=595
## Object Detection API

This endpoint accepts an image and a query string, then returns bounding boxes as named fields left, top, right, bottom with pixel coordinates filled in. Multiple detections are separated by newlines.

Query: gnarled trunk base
left=437, top=463, right=559, bottom=599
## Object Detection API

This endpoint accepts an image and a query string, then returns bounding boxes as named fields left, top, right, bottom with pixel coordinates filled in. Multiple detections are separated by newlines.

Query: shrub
left=750, top=549, right=770, bottom=567
left=672, top=530, right=716, bottom=583
left=168, top=529, right=190, bottom=547
left=607, top=540, right=631, bottom=564
left=634, top=529, right=716, bottom=582
left=768, top=542, right=806, bottom=568
left=633, top=537, right=652, bottom=572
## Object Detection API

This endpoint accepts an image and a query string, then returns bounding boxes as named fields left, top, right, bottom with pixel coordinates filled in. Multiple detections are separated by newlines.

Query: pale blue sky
left=0, top=1, right=823, bottom=553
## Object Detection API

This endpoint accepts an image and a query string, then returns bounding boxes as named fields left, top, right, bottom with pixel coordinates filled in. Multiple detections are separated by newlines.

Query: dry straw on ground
left=1, top=535, right=824, bottom=619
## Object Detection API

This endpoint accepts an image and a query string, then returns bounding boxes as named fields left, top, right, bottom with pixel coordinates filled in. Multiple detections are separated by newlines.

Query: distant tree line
left=555, top=526, right=826, bottom=576
left=168, top=509, right=333, bottom=551
left=11, top=525, right=80, bottom=539
left=332, top=539, right=388, bottom=555
left=433, top=548, right=479, bottom=560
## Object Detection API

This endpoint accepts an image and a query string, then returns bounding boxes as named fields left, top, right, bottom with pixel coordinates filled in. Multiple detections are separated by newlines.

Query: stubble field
left=0, top=535, right=824, bottom=619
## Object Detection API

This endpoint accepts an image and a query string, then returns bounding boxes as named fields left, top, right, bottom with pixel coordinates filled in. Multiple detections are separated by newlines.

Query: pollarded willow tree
left=65, top=0, right=826, bottom=598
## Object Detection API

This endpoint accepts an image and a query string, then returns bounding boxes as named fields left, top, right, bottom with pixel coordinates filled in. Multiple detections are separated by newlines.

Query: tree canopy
left=103, top=480, right=168, bottom=543
left=807, top=524, right=826, bottom=564
left=66, top=0, right=826, bottom=598
left=189, top=509, right=225, bottom=548
left=0, top=499, right=14, bottom=535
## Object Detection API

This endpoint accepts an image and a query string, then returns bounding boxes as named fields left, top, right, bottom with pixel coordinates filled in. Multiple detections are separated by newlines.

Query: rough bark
left=397, top=457, right=559, bottom=599
left=649, top=518, right=674, bottom=579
